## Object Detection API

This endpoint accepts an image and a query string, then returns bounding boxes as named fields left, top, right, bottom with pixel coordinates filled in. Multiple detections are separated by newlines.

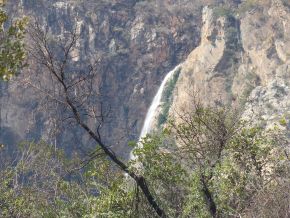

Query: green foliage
left=131, top=132, right=188, bottom=217
left=159, top=105, right=289, bottom=217
left=213, top=6, right=233, bottom=19
left=0, top=141, right=63, bottom=217
left=89, top=180, right=136, bottom=218
left=1, top=105, right=290, bottom=217
left=0, top=142, right=140, bottom=217
left=0, top=6, right=27, bottom=80
left=213, top=0, right=260, bottom=19
left=157, top=67, right=181, bottom=127
left=279, top=116, right=287, bottom=126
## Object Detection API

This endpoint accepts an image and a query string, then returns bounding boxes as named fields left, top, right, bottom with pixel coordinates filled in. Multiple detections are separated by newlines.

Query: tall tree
left=27, top=21, right=167, bottom=217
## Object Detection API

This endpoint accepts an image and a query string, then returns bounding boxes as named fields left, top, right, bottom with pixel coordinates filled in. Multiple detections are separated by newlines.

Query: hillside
left=1, top=0, right=290, bottom=217
left=2, top=0, right=205, bottom=155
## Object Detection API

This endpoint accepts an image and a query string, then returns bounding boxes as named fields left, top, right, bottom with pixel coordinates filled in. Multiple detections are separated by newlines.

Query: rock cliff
left=1, top=0, right=290, bottom=156
left=168, top=0, right=290, bottom=132
left=1, top=0, right=205, bottom=155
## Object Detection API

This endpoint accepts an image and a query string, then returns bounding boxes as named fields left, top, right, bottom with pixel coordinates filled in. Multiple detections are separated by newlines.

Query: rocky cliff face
left=1, top=0, right=207, bottom=155
left=168, top=0, right=290, bottom=131
left=241, top=0, right=290, bottom=130
left=2, top=0, right=290, bottom=156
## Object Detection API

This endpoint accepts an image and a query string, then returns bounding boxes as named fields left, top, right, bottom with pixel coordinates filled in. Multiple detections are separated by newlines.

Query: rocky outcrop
left=241, top=0, right=290, bottom=128
left=1, top=0, right=205, bottom=155
left=2, top=0, right=290, bottom=156
left=171, top=6, right=228, bottom=116
left=168, top=0, right=290, bottom=130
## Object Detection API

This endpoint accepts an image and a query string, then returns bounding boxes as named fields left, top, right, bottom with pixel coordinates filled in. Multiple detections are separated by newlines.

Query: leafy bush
left=1, top=105, right=290, bottom=217
left=0, top=7, right=27, bottom=80
left=213, top=6, right=233, bottom=19
left=135, top=104, right=290, bottom=217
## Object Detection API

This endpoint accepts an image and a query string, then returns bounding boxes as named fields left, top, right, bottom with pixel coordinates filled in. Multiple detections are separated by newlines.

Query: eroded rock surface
left=1, top=0, right=205, bottom=155
left=168, top=0, right=290, bottom=131
left=2, top=0, right=290, bottom=156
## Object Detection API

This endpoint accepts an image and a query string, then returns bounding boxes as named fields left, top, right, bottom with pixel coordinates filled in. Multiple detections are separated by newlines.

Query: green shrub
left=213, top=6, right=233, bottom=19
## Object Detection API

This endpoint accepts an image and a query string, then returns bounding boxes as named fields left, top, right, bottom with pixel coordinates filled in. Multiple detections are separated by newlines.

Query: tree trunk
left=201, top=177, right=217, bottom=218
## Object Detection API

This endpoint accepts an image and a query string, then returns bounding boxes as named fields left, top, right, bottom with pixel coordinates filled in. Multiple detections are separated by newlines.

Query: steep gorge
left=1, top=0, right=290, bottom=156
left=149, top=0, right=290, bottom=134
left=1, top=0, right=204, bottom=155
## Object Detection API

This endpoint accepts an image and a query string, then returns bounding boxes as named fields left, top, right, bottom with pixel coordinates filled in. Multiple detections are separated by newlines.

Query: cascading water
left=130, top=63, right=182, bottom=160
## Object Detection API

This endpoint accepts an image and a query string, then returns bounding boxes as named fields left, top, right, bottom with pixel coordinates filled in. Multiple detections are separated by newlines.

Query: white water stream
left=130, top=63, right=182, bottom=160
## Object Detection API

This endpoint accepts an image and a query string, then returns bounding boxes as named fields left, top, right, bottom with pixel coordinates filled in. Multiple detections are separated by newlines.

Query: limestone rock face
left=2, top=0, right=290, bottom=155
left=169, top=0, right=290, bottom=130
left=240, top=0, right=290, bottom=128
left=171, top=6, right=228, bottom=115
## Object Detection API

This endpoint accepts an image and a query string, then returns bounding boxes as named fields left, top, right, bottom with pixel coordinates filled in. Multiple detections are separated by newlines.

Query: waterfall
left=130, top=63, right=182, bottom=160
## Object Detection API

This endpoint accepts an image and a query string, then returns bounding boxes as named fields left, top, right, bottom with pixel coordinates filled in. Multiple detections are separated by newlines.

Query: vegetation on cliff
left=1, top=1, right=290, bottom=217
left=0, top=2, right=27, bottom=80
left=1, top=102, right=290, bottom=217
left=158, top=67, right=181, bottom=127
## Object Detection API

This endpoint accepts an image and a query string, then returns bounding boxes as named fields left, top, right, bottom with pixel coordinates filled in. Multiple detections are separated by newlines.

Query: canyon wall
left=1, top=0, right=206, bottom=155
left=168, top=0, right=290, bottom=132
left=1, top=0, right=290, bottom=156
